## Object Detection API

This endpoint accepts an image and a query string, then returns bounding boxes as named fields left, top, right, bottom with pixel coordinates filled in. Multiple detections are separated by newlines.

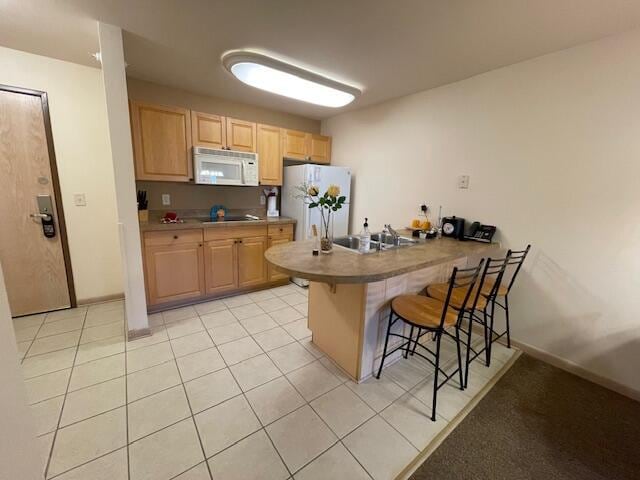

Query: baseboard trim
left=510, top=339, right=640, bottom=403
left=398, top=350, right=522, bottom=480
left=77, top=293, right=124, bottom=306
left=127, top=327, right=151, bottom=341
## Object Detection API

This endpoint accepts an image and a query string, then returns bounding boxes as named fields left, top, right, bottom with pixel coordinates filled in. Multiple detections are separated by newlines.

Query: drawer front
left=268, top=224, right=294, bottom=237
left=204, top=225, right=268, bottom=241
left=144, top=229, right=203, bottom=247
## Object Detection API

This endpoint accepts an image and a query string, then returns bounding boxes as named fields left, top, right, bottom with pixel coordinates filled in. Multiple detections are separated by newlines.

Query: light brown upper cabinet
left=308, top=134, right=331, bottom=164
left=130, top=101, right=193, bottom=182
left=282, top=129, right=332, bottom=164
left=257, top=124, right=283, bottom=185
left=282, top=129, right=309, bottom=160
left=226, top=117, right=257, bottom=152
left=191, top=111, right=226, bottom=149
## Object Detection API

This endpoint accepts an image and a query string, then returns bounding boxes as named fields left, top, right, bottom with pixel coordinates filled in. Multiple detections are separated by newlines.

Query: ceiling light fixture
left=222, top=51, right=359, bottom=108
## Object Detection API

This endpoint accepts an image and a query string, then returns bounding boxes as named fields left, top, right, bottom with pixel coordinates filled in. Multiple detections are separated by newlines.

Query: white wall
left=0, top=46, right=123, bottom=303
left=0, top=265, right=41, bottom=480
left=323, top=28, right=640, bottom=397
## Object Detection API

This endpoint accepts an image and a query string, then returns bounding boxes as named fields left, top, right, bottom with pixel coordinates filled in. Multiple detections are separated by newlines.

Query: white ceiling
left=2, top=0, right=640, bottom=119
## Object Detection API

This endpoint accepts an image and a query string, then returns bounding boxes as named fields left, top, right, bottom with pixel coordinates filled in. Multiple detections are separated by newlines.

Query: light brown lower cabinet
left=268, top=235, right=293, bottom=281
left=204, top=239, right=238, bottom=294
left=144, top=242, right=205, bottom=305
left=144, top=224, right=294, bottom=308
left=238, top=236, right=268, bottom=287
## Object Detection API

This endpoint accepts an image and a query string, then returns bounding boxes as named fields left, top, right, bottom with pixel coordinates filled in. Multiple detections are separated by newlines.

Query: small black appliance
left=441, top=216, right=465, bottom=240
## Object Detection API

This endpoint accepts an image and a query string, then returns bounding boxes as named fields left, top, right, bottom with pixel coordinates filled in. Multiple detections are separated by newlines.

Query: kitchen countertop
left=265, top=236, right=499, bottom=284
left=139, top=216, right=296, bottom=232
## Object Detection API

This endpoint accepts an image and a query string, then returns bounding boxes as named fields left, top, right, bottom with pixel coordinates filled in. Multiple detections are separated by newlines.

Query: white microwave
left=193, top=147, right=259, bottom=186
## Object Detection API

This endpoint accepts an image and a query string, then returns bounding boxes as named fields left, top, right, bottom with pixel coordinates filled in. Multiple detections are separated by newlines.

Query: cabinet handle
left=173, top=235, right=178, bottom=239
left=199, top=243, right=202, bottom=247
left=238, top=239, right=243, bottom=243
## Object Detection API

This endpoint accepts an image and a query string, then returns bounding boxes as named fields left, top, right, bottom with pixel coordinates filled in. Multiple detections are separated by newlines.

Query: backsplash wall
left=137, top=181, right=266, bottom=212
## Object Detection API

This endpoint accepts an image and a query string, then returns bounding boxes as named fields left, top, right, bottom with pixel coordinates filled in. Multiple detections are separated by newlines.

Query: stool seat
left=481, top=278, right=508, bottom=297
left=392, top=295, right=458, bottom=328
left=426, top=283, right=487, bottom=310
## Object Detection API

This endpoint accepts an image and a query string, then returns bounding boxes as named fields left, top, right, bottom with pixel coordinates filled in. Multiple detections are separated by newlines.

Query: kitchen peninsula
left=265, top=236, right=498, bottom=381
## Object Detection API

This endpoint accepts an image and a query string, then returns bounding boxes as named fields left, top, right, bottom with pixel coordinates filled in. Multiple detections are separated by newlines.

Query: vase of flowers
left=296, top=183, right=346, bottom=254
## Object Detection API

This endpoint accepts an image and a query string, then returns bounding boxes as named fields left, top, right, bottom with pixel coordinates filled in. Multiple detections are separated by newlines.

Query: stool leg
left=404, top=325, right=414, bottom=359
left=464, top=314, right=473, bottom=388
left=376, top=309, right=394, bottom=379
left=504, top=295, right=511, bottom=348
left=411, top=328, right=421, bottom=355
left=455, top=325, right=464, bottom=390
left=487, top=301, right=496, bottom=367
left=431, top=332, right=442, bottom=421
left=483, top=308, right=490, bottom=367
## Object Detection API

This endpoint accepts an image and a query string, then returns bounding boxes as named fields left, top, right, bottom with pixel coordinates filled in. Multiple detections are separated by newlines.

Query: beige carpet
left=410, top=354, right=640, bottom=480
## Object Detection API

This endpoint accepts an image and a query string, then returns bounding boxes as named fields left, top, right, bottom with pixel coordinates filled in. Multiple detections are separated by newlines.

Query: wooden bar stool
left=426, top=256, right=510, bottom=386
left=375, top=260, right=484, bottom=421
left=483, top=245, right=531, bottom=357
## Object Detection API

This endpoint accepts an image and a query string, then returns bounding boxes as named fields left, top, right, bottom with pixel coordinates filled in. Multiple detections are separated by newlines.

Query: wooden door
left=309, top=134, right=331, bottom=164
left=144, top=243, right=204, bottom=305
left=204, top=239, right=238, bottom=294
left=226, top=118, right=257, bottom=152
left=282, top=129, right=309, bottom=160
left=237, top=236, right=267, bottom=287
left=0, top=88, right=72, bottom=316
left=130, top=100, right=193, bottom=181
left=257, top=124, right=282, bottom=185
left=191, top=111, right=226, bottom=149
left=268, top=235, right=292, bottom=281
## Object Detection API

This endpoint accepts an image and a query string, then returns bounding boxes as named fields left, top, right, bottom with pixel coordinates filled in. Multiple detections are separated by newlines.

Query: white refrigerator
left=282, top=165, right=352, bottom=286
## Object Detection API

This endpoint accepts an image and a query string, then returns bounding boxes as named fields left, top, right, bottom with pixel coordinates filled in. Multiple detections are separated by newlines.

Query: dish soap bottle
left=359, top=218, right=371, bottom=253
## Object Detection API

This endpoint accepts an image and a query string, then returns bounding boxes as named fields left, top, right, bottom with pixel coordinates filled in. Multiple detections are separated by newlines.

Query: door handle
left=30, top=213, right=51, bottom=220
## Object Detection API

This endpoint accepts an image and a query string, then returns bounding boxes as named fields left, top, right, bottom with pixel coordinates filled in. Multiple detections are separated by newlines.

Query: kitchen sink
left=370, top=233, right=417, bottom=246
left=333, top=232, right=418, bottom=253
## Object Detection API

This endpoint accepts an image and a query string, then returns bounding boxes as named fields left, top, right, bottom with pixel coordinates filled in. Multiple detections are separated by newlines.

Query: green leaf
left=308, top=202, right=318, bottom=209
left=338, top=196, right=346, bottom=203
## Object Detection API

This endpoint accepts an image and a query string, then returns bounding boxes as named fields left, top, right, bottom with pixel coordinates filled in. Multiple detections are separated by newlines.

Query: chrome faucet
left=383, top=224, right=400, bottom=245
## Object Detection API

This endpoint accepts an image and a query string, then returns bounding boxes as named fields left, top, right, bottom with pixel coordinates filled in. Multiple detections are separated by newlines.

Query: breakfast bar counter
left=265, top=237, right=499, bottom=381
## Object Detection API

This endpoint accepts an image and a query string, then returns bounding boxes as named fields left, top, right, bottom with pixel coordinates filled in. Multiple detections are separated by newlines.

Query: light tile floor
left=13, top=282, right=517, bottom=480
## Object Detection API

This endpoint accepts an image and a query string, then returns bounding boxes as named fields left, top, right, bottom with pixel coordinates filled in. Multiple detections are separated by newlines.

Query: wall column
left=0, top=265, right=41, bottom=480
left=97, top=22, right=149, bottom=337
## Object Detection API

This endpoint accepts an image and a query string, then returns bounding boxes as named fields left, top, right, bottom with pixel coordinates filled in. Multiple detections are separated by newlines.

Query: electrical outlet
left=162, top=194, right=171, bottom=206
left=74, top=193, right=86, bottom=206
left=458, top=175, right=470, bottom=189
left=260, top=195, right=266, bottom=205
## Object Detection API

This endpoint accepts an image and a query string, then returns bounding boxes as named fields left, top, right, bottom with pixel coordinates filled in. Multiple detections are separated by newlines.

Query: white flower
left=307, top=185, right=319, bottom=196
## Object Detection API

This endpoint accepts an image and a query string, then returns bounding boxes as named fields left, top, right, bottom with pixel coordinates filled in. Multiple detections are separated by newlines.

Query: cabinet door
left=308, top=134, right=331, bottom=164
left=130, top=101, right=193, bottom=182
left=226, top=118, right=257, bottom=152
left=237, top=236, right=267, bottom=288
left=282, top=129, right=308, bottom=160
left=257, top=124, right=282, bottom=185
left=192, top=111, right=226, bottom=149
left=144, top=243, right=204, bottom=305
left=204, top=239, right=238, bottom=294
left=268, top=235, right=292, bottom=281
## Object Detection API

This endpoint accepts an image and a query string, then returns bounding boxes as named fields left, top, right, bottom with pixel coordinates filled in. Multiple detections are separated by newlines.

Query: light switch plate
left=162, top=194, right=171, bottom=206
left=74, top=193, right=87, bottom=206
left=458, top=175, right=470, bottom=189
